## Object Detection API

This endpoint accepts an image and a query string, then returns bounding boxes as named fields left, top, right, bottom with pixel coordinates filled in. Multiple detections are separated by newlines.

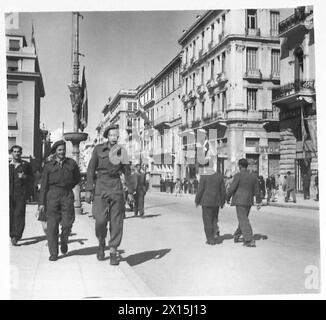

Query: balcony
left=245, top=28, right=261, bottom=37
left=153, top=114, right=171, bottom=130
left=188, top=89, right=197, bottom=101
left=272, top=79, right=315, bottom=105
left=216, top=72, right=228, bottom=85
left=191, top=119, right=201, bottom=129
left=181, top=93, right=190, bottom=104
left=206, top=78, right=218, bottom=91
left=270, top=29, right=279, bottom=38
left=279, top=7, right=312, bottom=37
left=201, top=112, right=227, bottom=129
left=196, top=84, right=206, bottom=98
left=244, top=69, right=262, bottom=81
left=270, top=71, right=280, bottom=82
left=181, top=62, right=188, bottom=72
left=179, top=123, right=189, bottom=131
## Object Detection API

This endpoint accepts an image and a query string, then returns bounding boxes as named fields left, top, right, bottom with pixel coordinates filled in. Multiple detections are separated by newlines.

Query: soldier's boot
left=60, top=234, right=68, bottom=255
left=97, top=239, right=105, bottom=261
left=110, top=249, right=119, bottom=266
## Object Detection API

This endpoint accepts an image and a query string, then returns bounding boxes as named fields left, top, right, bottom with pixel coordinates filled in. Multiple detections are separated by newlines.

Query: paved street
left=10, top=191, right=320, bottom=299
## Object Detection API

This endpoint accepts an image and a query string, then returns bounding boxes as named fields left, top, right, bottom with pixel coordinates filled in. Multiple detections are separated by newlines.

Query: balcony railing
left=179, top=123, right=189, bottom=131
left=270, top=70, right=280, bottom=81
left=216, top=71, right=227, bottom=83
left=196, top=84, right=206, bottom=96
left=206, top=78, right=218, bottom=90
left=198, top=49, right=203, bottom=58
left=154, top=114, right=170, bottom=127
left=190, top=57, right=195, bottom=65
left=261, top=110, right=279, bottom=120
left=188, top=89, right=197, bottom=100
left=272, top=79, right=315, bottom=100
left=270, top=29, right=279, bottom=37
left=244, top=69, right=262, bottom=80
left=208, top=40, right=214, bottom=51
left=245, top=28, right=261, bottom=37
left=191, top=119, right=201, bottom=128
left=218, top=32, right=225, bottom=43
left=279, top=7, right=311, bottom=36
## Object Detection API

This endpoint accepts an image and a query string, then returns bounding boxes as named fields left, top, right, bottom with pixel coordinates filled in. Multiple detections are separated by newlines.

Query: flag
left=137, top=99, right=151, bottom=125
left=79, top=66, right=88, bottom=131
left=31, top=21, right=37, bottom=51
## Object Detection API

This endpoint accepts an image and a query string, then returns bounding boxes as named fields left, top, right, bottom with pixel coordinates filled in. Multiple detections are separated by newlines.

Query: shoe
left=243, top=240, right=256, bottom=247
left=49, top=255, right=58, bottom=261
left=60, top=238, right=68, bottom=255
left=205, top=239, right=216, bottom=245
left=234, top=235, right=243, bottom=243
left=97, top=240, right=105, bottom=261
left=110, top=253, right=119, bottom=265
left=11, top=237, right=18, bottom=246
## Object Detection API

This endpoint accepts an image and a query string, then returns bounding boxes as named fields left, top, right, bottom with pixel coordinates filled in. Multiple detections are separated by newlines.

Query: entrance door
left=246, top=154, right=259, bottom=175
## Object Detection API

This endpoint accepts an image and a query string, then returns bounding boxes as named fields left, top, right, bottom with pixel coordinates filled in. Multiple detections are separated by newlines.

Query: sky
left=15, top=10, right=204, bottom=138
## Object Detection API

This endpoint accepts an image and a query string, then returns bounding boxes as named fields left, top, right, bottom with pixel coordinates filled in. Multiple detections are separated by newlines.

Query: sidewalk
left=10, top=204, right=154, bottom=300
left=150, top=190, right=319, bottom=211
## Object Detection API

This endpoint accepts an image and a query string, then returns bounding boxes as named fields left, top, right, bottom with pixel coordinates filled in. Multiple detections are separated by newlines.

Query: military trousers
left=9, top=196, right=27, bottom=240
left=46, top=188, right=75, bottom=256
left=202, top=206, right=220, bottom=241
left=92, top=192, right=125, bottom=249
left=234, top=205, right=253, bottom=242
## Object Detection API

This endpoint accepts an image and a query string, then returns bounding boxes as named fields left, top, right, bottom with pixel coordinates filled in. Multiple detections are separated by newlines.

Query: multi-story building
left=6, top=26, right=45, bottom=162
left=101, top=89, right=140, bottom=160
left=272, top=6, right=316, bottom=191
left=135, top=54, right=183, bottom=190
left=178, top=9, right=282, bottom=178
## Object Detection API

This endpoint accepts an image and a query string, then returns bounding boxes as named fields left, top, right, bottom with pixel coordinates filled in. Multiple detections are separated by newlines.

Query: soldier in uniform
left=38, top=140, right=81, bottom=261
left=9, top=145, right=33, bottom=246
left=85, top=124, right=134, bottom=265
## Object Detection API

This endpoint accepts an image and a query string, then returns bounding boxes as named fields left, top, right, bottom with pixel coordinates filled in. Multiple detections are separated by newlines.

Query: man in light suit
left=226, top=158, right=261, bottom=247
left=195, top=165, right=226, bottom=245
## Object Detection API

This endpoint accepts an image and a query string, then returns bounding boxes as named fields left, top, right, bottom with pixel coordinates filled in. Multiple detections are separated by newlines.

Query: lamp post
left=64, top=12, right=88, bottom=215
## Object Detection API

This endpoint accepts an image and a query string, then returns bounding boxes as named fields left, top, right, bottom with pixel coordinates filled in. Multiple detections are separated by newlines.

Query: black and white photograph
left=0, top=0, right=324, bottom=301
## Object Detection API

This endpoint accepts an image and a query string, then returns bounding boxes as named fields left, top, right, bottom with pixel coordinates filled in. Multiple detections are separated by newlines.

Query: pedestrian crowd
left=159, top=177, right=199, bottom=196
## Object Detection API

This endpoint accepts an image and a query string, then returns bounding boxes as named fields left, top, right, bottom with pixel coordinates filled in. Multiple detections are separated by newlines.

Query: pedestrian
left=266, top=176, right=272, bottom=204
left=271, top=174, right=276, bottom=202
left=285, top=171, right=296, bottom=203
left=195, top=165, right=226, bottom=245
left=38, top=140, right=81, bottom=261
left=282, top=175, right=287, bottom=199
left=258, top=176, right=266, bottom=200
left=314, top=173, right=319, bottom=201
left=169, top=178, right=174, bottom=194
left=189, top=179, right=193, bottom=194
left=9, top=145, right=33, bottom=246
left=174, top=179, right=181, bottom=196
left=85, top=124, right=134, bottom=265
left=132, top=164, right=147, bottom=217
left=160, top=177, right=164, bottom=192
left=302, top=171, right=311, bottom=200
left=226, top=158, right=262, bottom=247
left=183, top=178, right=188, bottom=194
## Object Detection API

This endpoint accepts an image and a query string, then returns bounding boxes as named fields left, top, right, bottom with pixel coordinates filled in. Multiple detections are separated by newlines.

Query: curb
left=119, top=261, right=156, bottom=297
left=267, top=202, right=319, bottom=211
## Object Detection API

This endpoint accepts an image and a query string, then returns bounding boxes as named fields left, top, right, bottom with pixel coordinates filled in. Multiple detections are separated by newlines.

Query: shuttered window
left=7, top=83, right=18, bottom=97
left=8, top=112, right=18, bottom=129
left=270, top=11, right=280, bottom=33
left=271, top=49, right=280, bottom=73
left=7, top=59, right=18, bottom=72
left=246, top=47, right=257, bottom=71
left=9, top=39, right=20, bottom=51
left=247, top=89, right=257, bottom=111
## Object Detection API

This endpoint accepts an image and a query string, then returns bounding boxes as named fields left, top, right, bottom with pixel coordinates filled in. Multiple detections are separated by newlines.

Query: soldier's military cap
left=103, top=124, right=119, bottom=138
left=51, top=140, right=66, bottom=154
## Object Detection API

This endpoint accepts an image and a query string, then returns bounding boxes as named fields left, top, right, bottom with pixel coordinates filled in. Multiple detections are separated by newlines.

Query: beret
left=103, top=124, right=119, bottom=138
left=51, top=140, right=66, bottom=154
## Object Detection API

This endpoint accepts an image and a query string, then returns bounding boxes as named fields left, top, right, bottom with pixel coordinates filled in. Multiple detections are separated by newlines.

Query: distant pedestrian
left=315, top=173, right=319, bottom=201
left=258, top=176, right=266, bottom=200
left=226, top=158, right=261, bottom=247
left=132, top=164, right=147, bottom=217
left=160, top=177, right=164, bottom=192
left=271, top=174, right=276, bottom=202
left=174, top=179, right=182, bottom=196
left=38, top=140, right=81, bottom=261
left=9, top=145, right=33, bottom=246
left=266, top=176, right=273, bottom=204
left=183, top=178, right=188, bottom=194
left=302, top=171, right=311, bottom=200
left=195, top=166, right=226, bottom=245
left=193, top=177, right=199, bottom=194
left=285, top=171, right=296, bottom=203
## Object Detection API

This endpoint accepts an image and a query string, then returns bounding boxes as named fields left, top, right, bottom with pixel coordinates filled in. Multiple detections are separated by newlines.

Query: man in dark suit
left=226, top=158, right=261, bottom=247
left=285, top=171, right=296, bottom=203
left=132, top=164, right=147, bottom=217
left=9, top=145, right=33, bottom=246
left=195, top=165, right=226, bottom=245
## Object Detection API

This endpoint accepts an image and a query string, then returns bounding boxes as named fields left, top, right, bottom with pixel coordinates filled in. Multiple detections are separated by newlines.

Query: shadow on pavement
left=66, top=238, right=89, bottom=245
left=19, top=235, right=47, bottom=246
left=123, top=248, right=171, bottom=266
left=146, top=203, right=177, bottom=210
left=254, top=234, right=268, bottom=240
left=60, top=246, right=125, bottom=259
left=125, top=214, right=161, bottom=220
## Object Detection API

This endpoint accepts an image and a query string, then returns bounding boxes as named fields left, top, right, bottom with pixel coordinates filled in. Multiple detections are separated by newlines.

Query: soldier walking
left=226, top=158, right=261, bottom=247
left=9, top=145, right=33, bottom=246
left=85, top=125, right=134, bottom=265
left=38, top=140, right=81, bottom=261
